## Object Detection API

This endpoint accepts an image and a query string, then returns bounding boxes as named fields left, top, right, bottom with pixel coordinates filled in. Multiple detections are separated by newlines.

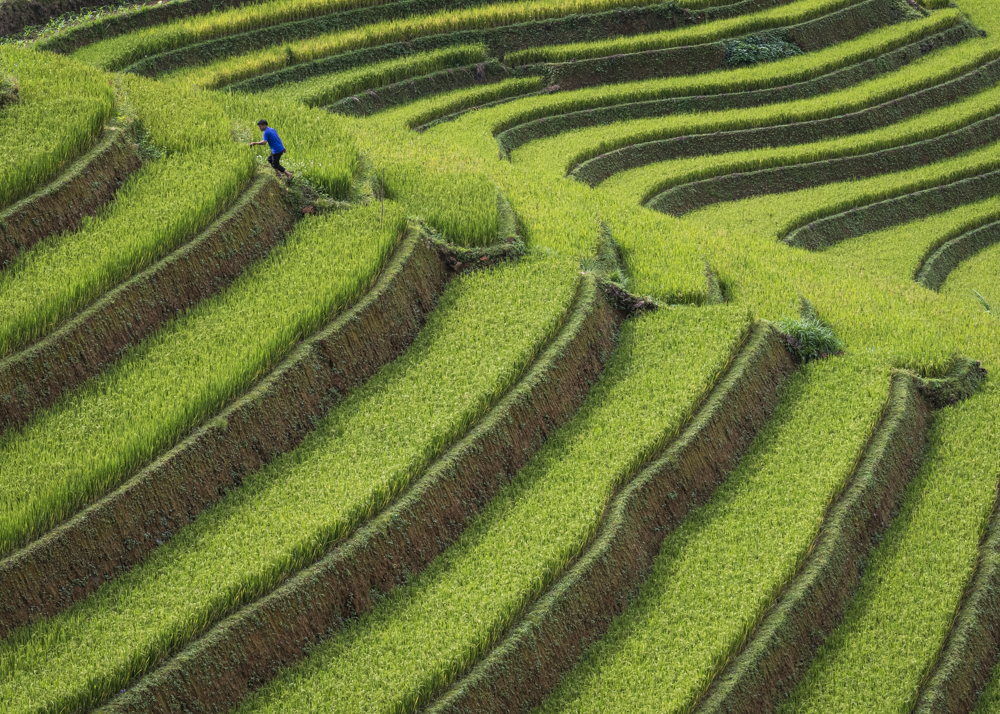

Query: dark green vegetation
left=1, top=0, right=1000, bottom=712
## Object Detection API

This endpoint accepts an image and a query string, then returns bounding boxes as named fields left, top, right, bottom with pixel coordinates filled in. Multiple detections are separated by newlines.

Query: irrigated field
left=0, top=0, right=998, bottom=711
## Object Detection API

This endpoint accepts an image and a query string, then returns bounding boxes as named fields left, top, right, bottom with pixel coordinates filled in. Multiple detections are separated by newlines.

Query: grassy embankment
left=0, top=46, right=113, bottom=210
left=231, top=308, right=753, bottom=714
left=0, top=257, right=579, bottom=714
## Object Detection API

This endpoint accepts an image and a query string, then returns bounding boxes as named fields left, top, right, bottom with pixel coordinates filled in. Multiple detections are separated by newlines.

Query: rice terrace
left=3, top=0, right=1000, bottom=709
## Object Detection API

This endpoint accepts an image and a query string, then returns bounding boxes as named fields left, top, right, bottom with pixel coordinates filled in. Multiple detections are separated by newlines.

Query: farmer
left=250, top=119, right=293, bottom=180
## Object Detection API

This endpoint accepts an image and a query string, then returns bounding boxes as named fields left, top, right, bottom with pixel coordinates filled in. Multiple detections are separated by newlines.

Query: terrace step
left=784, top=167, right=1000, bottom=249
left=123, top=0, right=803, bottom=79
left=427, top=320, right=796, bottom=713
left=693, top=359, right=986, bottom=714
left=0, top=224, right=454, bottom=637
left=914, top=477, right=1000, bottom=714
left=0, top=171, right=292, bottom=439
left=37, top=0, right=262, bottom=54
left=648, top=108, right=1000, bottom=217
left=0, top=125, right=142, bottom=268
left=219, top=0, right=859, bottom=94
left=495, top=18, right=977, bottom=157
left=99, top=271, right=621, bottom=714
left=916, top=217, right=1000, bottom=290
left=327, top=59, right=518, bottom=117
left=541, top=0, right=918, bottom=91
left=570, top=54, right=1000, bottom=186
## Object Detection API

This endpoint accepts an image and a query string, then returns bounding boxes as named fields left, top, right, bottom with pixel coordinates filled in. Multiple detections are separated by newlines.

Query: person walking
left=250, top=119, right=293, bottom=180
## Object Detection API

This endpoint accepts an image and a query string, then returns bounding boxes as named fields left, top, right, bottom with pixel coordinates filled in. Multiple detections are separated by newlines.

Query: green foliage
left=724, top=32, right=803, bottom=67
left=580, top=223, right=628, bottom=287
left=117, top=73, right=231, bottom=152
left=222, top=90, right=359, bottom=196
left=0, top=201, right=403, bottom=558
left=385, top=158, right=500, bottom=245
left=72, top=0, right=430, bottom=70
left=974, top=289, right=995, bottom=317
left=776, top=314, right=845, bottom=362
left=5, top=0, right=1000, bottom=711
left=0, top=73, right=17, bottom=105
left=7, top=1, right=140, bottom=46
left=116, top=73, right=358, bottom=194
left=779, top=380, right=1000, bottom=712
left=233, top=307, right=750, bottom=714
left=0, top=257, right=578, bottom=714
left=530, top=55, right=1000, bottom=188
left=491, top=10, right=963, bottom=136
left=397, top=75, right=546, bottom=128
left=0, top=46, right=113, bottom=210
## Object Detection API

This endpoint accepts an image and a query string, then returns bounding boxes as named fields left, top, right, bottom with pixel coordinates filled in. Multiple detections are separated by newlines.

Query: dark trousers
left=268, top=150, right=287, bottom=174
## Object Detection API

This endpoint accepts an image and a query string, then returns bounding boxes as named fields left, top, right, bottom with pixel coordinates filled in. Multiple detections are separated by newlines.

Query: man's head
left=257, top=119, right=268, bottom=132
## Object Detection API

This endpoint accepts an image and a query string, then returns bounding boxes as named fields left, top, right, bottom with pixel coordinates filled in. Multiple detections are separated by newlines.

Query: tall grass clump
left=0, top=73, right=17, bottom=106
left=233, top=307, right=750, bottom=714
left=0, top=46, right=113, bottom=210
left=0, top=202, right=404, bottom=557
left=776, top=315, right=845, bottom=362
left=0, top=257, right=579, bottom=714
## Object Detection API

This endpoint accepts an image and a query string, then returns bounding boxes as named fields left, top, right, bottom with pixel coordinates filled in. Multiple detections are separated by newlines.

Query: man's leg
left=271, top=151, right=292, bottom=179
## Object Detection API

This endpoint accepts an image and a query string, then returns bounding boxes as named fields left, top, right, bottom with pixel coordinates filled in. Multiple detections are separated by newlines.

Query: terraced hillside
left=1, top=0, right=999, bottom=711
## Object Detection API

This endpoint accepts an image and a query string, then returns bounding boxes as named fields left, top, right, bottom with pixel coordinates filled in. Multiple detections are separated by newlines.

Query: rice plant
left=0, top=256, right=579, bottom=714
left=507, top=0, right=865, bottom=64
left=276, top=44, right=489, bottom=107
left=233, top=307, right=751, bottom=714
left=0, top=144, right=254, bottom=360
left=974, top=289, right=995, bottom=317
left=0, top=202, right=403, bottom=558
left=539, top=357, right=888, bottom=713
left=0, top=46, right=113, bottom=210
left=172, top=0, right=859, bottom=90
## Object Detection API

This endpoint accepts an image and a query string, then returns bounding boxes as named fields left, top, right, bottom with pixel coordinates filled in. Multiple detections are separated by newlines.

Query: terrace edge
left=427, top=320, right=796, bottom=714
left=101, top=272, right=621, bottom=714
left=0, top=171, right=291, bottom=437
left=0, top=125, right=142, bottom=268
left=693, top=358, right=986, bottom=714
left=0, top=222, right=449, bottom=637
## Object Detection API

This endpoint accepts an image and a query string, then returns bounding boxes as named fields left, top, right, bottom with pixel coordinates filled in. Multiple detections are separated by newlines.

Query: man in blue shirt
left=250, top=119, right=293, bottom=180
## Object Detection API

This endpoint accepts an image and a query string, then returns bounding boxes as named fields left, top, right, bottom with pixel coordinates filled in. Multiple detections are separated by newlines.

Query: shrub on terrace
left=724, top=33, right=803, bottom=67
left=776, top=315, right=845, bottom=362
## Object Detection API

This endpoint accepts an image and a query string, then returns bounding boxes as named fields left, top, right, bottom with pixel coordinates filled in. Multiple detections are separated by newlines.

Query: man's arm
left=249, top=140, right=266, bottom=146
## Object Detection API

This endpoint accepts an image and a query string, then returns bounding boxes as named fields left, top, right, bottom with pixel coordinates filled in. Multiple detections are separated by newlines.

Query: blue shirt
left=262, top=127, right=284, bottom=154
